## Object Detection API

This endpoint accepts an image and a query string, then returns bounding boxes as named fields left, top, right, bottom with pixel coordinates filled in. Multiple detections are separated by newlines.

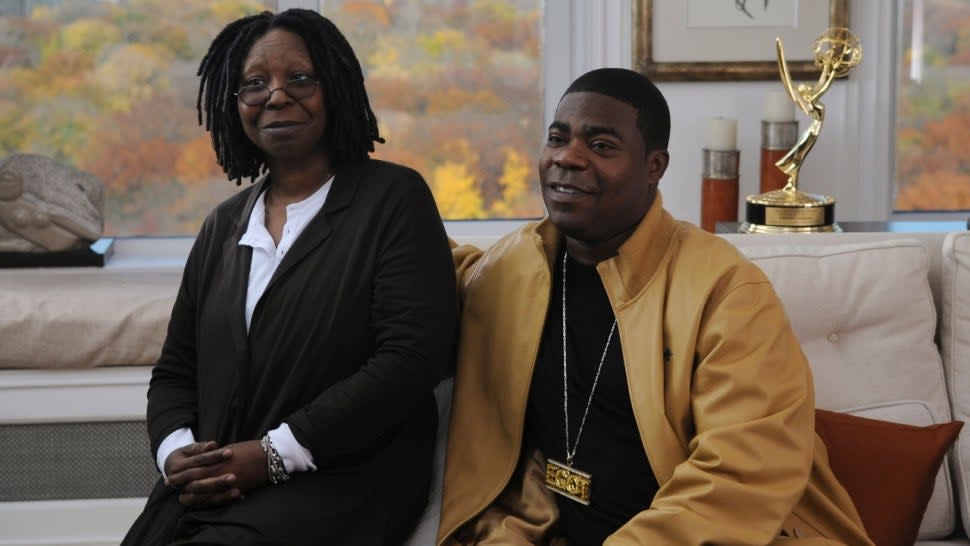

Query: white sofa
left=723, top=231, right=970, bottom=546
left=2, top=230, right=970, bottom=546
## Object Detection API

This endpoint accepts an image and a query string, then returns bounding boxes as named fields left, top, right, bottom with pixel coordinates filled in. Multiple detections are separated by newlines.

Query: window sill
left=105, top=219, right=531, bottom=267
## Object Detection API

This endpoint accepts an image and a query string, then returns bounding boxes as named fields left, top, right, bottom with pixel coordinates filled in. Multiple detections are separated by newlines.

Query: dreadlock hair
left=196, top=8, right=384, bottom=184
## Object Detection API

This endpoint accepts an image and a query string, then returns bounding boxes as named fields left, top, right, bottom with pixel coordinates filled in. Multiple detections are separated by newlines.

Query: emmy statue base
left=739, top=188, right=841, bottom=233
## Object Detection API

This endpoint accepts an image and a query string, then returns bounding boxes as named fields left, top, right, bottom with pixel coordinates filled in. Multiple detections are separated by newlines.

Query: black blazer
left=124, top=159, right=457, bottom=545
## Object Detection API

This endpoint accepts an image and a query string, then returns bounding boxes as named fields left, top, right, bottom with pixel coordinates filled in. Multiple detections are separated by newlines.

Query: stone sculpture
left=0, top=154, right=105, bottom=252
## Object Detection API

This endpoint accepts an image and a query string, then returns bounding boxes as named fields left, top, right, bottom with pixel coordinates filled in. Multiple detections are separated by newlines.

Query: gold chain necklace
left=544, top=250, right=617, bottom=506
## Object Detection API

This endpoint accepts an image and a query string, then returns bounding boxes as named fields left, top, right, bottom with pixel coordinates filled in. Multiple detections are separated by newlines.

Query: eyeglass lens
left=237, top=79, right=317, bottom=106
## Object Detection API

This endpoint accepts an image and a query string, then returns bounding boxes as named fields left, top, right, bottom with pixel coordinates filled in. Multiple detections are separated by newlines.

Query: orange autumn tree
left=895, top=95, right=970, bottom=210
left=329, top=0, right=543, bottom=220
left=895, top=0, right=970, bottom=211
left=1, top=0, right=542, bottom=233
left=0, top=0, right=269, bottom=234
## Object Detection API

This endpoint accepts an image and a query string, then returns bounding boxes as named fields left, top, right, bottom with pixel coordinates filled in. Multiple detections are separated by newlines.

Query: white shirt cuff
left=267, top=423, right=316, bottom=473
left=156, top=427, right=196, bottom=477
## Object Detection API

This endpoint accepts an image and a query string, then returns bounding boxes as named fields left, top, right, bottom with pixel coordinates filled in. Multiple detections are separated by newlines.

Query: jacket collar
left=263, top=161, right=361, bottom=286
left=231, top=162, right=358, bottom=233
left=236, top=174, right=270, bottom=232
left=528, top=191, right=680, bottom=306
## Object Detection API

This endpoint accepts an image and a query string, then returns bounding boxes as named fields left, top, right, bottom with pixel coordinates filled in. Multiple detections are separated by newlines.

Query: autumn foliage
left=0, top=0, right=543, bottom=235
left=894, top=0, right=970, bottom=211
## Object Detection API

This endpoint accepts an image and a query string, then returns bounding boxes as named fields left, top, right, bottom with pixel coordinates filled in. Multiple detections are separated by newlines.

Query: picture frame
left=633, top=0, right=850, bottom=81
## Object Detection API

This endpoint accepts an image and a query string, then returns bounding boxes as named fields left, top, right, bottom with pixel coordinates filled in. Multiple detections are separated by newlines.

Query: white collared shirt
left=238, top=177, right=333, bottom=330
left=156, top=176, right=334, bottom=476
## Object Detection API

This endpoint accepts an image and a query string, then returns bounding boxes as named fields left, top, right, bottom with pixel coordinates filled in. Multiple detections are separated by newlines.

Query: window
left=0, top=0, right=274, bottom=235
left=893, top=0, right=970, bottom=212
left=0, top=0, right=544, bottom=237
left=321, top=0, right=545, bottom=221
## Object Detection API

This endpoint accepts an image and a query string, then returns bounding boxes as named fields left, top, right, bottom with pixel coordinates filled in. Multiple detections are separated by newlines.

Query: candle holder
left=701, top=149, right=740, bottom=233
left=760, top=120, right=798, bottom=193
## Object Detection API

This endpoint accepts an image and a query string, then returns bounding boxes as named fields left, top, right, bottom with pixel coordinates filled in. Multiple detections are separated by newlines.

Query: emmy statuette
left=739, top=27, right=862, bottom=234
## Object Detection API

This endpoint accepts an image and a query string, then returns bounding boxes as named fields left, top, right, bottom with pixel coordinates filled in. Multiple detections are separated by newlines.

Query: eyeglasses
left=234, top=78, right=319, bottom=106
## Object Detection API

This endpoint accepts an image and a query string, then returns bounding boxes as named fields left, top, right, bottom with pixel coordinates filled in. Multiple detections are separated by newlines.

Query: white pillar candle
left=763, top=90, right=796, bottom=122
left=705, top=117, right=738, bottom=151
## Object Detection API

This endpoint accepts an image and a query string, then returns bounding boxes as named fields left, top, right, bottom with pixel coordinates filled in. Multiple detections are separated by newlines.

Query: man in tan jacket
left=438, top=68, right=873, bottom=546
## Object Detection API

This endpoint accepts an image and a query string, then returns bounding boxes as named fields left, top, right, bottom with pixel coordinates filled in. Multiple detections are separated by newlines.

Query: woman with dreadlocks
left=122, top=8, right=456, bottom=545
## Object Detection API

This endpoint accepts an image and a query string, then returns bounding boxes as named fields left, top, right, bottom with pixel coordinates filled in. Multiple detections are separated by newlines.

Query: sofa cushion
left=403, top=378, right=453, bottom=546
left=729, top=237, right=956, bottom=539
left=816, top=405, right=962, bottom=546
left=941, top=231, right=970, bottom=534
left=0, top=267, right=180, bottom=369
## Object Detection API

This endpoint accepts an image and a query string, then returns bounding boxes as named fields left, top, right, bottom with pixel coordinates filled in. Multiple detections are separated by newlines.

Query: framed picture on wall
left=633, top=0, right=849, bottom=81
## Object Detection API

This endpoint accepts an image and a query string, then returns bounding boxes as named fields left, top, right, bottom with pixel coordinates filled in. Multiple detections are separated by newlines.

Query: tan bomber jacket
left=438, top=194, right=873, bottom=546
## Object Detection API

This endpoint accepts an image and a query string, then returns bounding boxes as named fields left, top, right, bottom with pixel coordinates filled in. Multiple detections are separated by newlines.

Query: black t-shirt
left=527, top=250, right=659, bottom=545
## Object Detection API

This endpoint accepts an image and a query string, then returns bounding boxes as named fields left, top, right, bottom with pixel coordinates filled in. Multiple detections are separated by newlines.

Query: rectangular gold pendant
left=545, top=458, right=592, bottom=505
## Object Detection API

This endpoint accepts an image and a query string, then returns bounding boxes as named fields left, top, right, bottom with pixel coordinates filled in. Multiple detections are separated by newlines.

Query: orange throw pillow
left=815, top=409, right=963, bottom=546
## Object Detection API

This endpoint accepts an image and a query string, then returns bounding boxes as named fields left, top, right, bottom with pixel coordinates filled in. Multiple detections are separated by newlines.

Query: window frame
left=851, top=0, right=969, bottom=221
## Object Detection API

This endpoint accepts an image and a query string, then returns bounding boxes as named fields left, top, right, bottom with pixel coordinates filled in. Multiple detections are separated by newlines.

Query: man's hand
left=169, top=440, right=269, bottom=508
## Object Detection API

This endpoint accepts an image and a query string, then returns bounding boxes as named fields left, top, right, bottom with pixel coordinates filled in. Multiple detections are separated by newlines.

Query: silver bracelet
left=259, top=434, right=290, bottom=484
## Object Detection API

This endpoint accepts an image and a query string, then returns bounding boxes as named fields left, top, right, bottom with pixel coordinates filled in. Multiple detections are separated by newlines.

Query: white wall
left=548, top=0, right=901, bottom=226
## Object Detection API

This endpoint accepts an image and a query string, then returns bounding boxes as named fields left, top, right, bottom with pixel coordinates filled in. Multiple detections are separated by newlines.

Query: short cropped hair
left=196, top=8, right=383, bottom=183
left=562, top=68, right=670, bottom=152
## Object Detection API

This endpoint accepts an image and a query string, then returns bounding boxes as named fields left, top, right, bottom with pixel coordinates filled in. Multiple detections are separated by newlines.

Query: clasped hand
left=163, top=440, right=268, bottom=507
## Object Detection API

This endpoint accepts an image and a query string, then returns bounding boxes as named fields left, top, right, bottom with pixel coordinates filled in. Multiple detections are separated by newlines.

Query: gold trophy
left=739, top=27, right=862, bottom=233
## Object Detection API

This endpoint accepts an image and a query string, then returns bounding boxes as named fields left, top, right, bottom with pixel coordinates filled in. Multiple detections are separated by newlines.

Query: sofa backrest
left=940, top=231, right=970, bottom=538
left=722, top=232, right=959, bottom=541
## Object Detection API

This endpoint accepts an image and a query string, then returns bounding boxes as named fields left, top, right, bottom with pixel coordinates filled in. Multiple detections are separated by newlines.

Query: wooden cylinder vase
left=760, top=120, right=798, bottom=193
left=700, top=149, right=740, bottom=233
